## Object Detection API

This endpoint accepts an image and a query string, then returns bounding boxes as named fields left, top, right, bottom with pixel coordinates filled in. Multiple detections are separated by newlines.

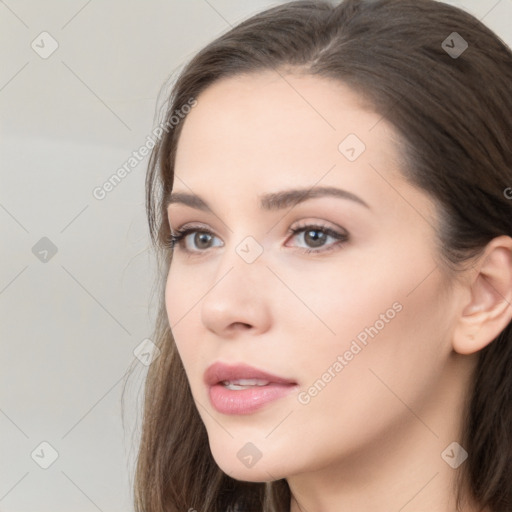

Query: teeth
left=222, top=379, right=270, bottom=390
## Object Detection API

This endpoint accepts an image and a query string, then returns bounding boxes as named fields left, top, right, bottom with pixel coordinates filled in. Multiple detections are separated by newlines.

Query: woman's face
left=165, top=71, right=461, bottom=482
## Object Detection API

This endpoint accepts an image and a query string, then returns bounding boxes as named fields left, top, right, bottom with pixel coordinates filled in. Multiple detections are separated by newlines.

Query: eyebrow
left=167, top=186, right=370, bottom=212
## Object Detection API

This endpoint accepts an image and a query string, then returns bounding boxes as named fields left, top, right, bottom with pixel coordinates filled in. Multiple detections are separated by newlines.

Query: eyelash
left=164, top=222, right=349, bottom=256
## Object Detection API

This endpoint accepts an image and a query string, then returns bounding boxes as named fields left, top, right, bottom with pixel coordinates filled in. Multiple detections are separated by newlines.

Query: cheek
left=164, top=262, right=202, bottom=326
left=164, top=269, right=177, bottom=325
left=273, top=254, right=399, bottom=347
left=299, top=272, right=452, bottom=418
left=164, top=265, right=199, bottom=364
left=288, top=248, right=453, bottom=406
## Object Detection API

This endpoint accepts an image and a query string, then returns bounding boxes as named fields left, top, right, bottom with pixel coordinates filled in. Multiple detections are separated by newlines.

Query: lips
left=204, top=362, right=296, bottom=387
left=204, top=362, right=298, bottom=415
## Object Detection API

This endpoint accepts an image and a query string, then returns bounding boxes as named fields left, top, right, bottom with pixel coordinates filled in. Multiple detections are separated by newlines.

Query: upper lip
left=204, top=362, right=297, bottom=386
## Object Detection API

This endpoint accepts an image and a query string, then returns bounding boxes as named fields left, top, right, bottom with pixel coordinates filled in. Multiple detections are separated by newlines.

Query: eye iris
left=305, top=229, right=326, bottom=247
left=195, top=232, right=212, bottom=249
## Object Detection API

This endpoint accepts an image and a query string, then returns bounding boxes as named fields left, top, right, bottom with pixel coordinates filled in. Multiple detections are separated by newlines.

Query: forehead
left=180, top=71, right=378, bottom=144
left=174, top=70, right=404, bottom=180
left=169, top=70, right=436, bottom=228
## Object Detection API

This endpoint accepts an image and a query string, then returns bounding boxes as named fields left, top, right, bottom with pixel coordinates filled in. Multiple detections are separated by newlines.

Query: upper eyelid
left=170, top=220, right=346, bottom=236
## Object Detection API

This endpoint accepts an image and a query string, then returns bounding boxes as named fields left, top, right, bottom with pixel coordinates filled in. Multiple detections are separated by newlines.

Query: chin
left=210, top=447, right=289, bottom=483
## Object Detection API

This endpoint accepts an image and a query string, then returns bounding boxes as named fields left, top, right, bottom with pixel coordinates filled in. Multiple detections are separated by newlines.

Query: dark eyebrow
left=167, top=186, right=370, bottom=212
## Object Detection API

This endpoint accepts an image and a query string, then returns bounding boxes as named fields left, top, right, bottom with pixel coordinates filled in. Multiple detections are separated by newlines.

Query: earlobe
left=452, top=236, right=512, bottom=355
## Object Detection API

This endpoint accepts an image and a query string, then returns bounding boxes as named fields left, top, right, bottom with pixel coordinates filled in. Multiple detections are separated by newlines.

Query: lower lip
left=209, top=383, right=297, bottom=415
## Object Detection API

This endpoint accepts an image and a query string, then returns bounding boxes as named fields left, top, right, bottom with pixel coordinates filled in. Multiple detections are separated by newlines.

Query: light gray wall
left=1, top=1, right=511, bottom=511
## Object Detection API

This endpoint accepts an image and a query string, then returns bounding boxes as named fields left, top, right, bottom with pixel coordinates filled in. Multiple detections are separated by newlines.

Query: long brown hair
left=128, top=1, right=512, bottom=510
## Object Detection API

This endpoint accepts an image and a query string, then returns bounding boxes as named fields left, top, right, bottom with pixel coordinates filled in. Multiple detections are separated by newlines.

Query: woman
left=132, top=0, right=512, bottom=510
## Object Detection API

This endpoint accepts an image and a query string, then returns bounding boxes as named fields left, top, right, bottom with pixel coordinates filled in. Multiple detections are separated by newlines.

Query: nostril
left=231, top=322, right=252, bottom=330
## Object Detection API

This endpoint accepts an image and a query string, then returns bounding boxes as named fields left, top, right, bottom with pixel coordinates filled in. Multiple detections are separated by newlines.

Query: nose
left=200, top=244, right=273, bottom=338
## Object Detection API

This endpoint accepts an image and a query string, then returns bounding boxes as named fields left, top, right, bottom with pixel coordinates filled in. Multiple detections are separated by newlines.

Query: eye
left=165, top=222, right=349, bottom=255
left=165, top=225, right=222, bottom=253
left=285, top=222, right=349, bottom=254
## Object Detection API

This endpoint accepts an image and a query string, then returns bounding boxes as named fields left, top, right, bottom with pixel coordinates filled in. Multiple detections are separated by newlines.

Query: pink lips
left=204, top=362, right=298, bottom=415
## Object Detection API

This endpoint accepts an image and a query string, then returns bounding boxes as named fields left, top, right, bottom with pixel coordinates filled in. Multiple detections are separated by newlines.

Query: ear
left=452, top=235, right=512, bottom=355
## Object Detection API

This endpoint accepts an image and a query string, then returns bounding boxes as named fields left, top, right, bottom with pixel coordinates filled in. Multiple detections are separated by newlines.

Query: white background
left=1, top=1, right=511, bottom=511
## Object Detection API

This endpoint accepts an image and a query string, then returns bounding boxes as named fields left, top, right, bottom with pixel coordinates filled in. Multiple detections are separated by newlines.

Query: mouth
left=221, top=378, right=272, bottom=390
left=204, top=362, right=298, bottom=415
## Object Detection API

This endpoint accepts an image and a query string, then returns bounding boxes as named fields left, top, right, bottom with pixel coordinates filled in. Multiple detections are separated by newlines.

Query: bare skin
left=165, top=70, right=512, bottom=512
